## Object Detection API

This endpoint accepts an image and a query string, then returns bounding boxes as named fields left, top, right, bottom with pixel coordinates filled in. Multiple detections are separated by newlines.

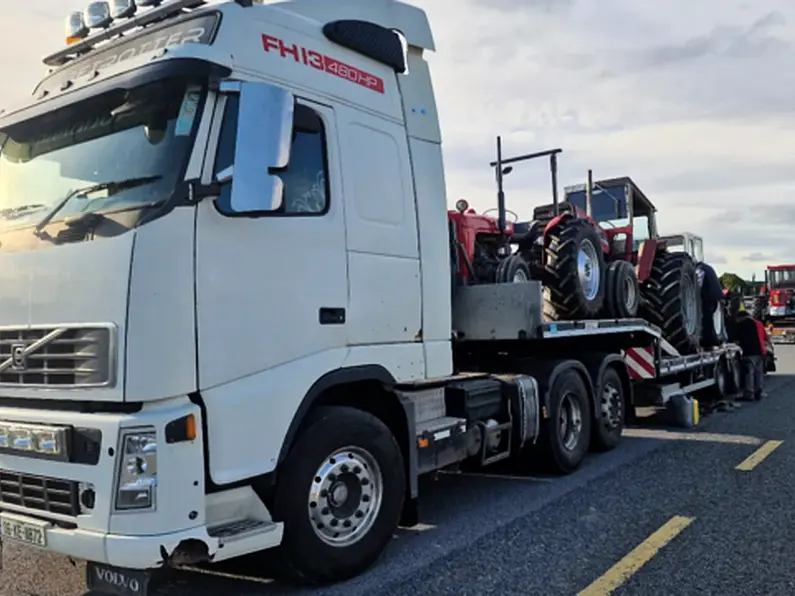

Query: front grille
left=0, top=471, right=79, bottom=517
left=0, top=326, right=112, bottom=387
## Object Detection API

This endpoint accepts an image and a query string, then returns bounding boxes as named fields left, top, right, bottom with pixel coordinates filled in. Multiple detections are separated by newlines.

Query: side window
left=214, top=96, right=329, bottom=215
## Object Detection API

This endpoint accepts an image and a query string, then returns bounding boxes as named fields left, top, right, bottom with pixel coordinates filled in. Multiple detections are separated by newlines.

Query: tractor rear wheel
left=543, top=217, right=606, bottom=320
left=641, top=250, right=702, bottom=354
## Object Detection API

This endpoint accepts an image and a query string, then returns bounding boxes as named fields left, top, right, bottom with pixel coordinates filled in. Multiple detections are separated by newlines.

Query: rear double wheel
left=537, top=369, right=592, bottom=473
left=591, top=366, right=626, bottom=452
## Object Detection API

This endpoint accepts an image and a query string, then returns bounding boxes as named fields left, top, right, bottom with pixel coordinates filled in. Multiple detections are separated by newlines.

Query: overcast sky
left=2, top=0, right=793, bottom=278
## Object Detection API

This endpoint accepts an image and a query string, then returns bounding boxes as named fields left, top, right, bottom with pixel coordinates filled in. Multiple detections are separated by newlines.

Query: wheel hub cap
left=577, top=241, right=600, bottom=301
left=559, top=394, right=583, bottom=451
left=308, top=447, right=383, bottom=547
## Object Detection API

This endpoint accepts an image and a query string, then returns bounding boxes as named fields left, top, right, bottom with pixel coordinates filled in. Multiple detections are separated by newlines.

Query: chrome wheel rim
left=559, top=393, right=583, bottom=451
left=578, top=240, right=600, bottom=301
left=308, top=446, right=383, bottom=547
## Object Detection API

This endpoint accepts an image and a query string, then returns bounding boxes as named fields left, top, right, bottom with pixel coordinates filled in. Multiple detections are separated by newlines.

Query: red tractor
left=447, top=139, right=703, bottom=354
left=755, top=265, right=795, bottom=322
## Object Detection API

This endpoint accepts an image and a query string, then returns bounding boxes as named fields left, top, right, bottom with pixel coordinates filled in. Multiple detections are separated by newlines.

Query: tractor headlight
left=114, top=428, right=157, bottom=511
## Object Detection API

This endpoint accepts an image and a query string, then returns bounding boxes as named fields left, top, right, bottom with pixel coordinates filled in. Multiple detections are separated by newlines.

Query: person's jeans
left=743, top=355, right=764, bottom=398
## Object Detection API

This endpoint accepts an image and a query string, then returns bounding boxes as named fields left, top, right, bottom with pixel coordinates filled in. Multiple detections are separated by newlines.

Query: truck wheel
left=726, top=352, right=743, bottom=393
left=543, top=217, right=606, bottom=320
left=604, top=260, right=640, bottom=319
left=495, top=253, right=531, bottom=283
left=591, top=367, right=625, bottom=452
left=707, top=360, right=729, bottom=402
left=539, top=369, right=592, bottom=473
left=273, top=406, right=405, bottom=585
left=641, top=250, right=702, bottom=354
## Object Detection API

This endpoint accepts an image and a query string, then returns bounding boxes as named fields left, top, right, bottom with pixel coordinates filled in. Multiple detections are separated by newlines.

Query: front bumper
left=1, top=510, right=217, bottom=569
left=0, top=397, right=215, bottom=569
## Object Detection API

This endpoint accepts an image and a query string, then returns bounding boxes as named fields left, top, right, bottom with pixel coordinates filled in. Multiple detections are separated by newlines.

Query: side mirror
left=216, top=80, right=294, bottom=214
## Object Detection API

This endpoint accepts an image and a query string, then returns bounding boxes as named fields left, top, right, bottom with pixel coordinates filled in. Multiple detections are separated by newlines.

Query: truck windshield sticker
left=37, top=13, right=220, bottom=95
left=175, top=86, right=203, bottom=136
left=261, top=34, right=385, bottom=94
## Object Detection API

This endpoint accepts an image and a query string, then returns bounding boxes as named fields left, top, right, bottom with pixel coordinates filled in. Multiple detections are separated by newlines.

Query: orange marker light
left=185, top=414, right=197, bottom=441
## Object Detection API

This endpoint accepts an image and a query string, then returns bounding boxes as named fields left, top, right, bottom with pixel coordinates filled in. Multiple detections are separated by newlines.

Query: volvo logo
left=10, top=344, right=27, bottom=371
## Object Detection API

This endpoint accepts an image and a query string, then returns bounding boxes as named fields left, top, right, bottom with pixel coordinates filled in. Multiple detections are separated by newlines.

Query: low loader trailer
left=0, top=0, right=740, bottom=593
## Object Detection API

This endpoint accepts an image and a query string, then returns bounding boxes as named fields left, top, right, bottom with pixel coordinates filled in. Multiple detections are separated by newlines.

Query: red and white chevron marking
left=624, top=346, right=656, bottom=380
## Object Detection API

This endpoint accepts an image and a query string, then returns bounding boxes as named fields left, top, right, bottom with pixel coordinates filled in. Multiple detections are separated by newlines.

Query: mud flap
left=86, top=562, right=155, bottom=596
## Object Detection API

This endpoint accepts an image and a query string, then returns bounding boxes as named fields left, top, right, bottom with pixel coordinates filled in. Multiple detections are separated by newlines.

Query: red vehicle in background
left=755, top=264, right=795, bottom=344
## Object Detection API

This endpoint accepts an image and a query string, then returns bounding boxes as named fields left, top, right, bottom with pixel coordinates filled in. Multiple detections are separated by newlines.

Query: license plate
left=86, top=562, right=153, bottom=596
left=0, top=515, right=48, bottom=547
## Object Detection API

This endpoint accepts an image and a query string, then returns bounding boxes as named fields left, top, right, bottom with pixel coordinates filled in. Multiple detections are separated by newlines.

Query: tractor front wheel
left=543, top=217, right=606, bottom=321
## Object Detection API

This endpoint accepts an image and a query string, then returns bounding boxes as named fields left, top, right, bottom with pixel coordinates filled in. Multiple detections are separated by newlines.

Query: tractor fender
left=636, top=238, right=661, bottom=282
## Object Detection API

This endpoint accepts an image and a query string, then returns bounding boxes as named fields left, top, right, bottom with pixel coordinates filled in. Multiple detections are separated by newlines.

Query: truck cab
left=0, top=0, right=452, bottom=587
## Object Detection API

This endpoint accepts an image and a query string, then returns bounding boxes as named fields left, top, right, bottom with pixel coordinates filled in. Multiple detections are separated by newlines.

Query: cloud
left=1, top=0, right=794, bottom=279
left=743, top=252, right=776, bottom=262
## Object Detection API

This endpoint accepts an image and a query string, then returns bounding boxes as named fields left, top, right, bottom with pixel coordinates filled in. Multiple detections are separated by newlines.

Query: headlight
left=115, top=429, right=157, bottom=511
left=0, top=422, right=69, bottom=459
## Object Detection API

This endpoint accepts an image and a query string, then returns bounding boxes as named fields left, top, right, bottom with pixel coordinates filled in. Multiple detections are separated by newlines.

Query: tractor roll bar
left=489, top=138, right=563, bottom=235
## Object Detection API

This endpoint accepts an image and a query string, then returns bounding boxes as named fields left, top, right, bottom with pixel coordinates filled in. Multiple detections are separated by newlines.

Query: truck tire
left=726, top=351, right=743, bottom=394
left=591, top=366, right=625, bottom=452
left=538, top=369, right=592, bottom=473
left=641, top=250, right=702, bottom=354
left=272, top=406, right=405, bottom=585
left=543, top=217, right=606, bottom=321
left=495, top=253, right=531, bottom=283
left=604, top=260, right=640, bottom=319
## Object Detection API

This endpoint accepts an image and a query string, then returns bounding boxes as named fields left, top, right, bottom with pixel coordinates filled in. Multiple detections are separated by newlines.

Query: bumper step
left=206, top=518, right=283, bottom=561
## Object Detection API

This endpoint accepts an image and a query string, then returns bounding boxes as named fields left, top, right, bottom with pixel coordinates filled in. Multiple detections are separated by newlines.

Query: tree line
left=719, top=273, right=763, bottom=295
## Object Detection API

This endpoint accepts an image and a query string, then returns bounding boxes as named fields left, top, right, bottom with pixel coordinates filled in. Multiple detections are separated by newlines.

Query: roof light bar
left=46, top=0, right=206, bottom=67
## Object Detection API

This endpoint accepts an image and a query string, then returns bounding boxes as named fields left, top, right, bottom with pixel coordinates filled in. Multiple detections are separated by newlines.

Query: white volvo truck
left=0, top=1, right=739, bottom=594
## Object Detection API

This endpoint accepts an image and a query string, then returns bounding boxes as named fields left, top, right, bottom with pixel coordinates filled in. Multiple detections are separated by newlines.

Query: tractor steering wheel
left=483, top=208, right=519, bottom=222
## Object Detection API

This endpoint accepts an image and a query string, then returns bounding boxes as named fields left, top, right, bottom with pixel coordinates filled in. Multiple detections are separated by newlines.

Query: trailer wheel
left=495, top=254, right=531, bottom=283
left=539, top=369, right=591, bottom=473
left=641, top=250, right=702, bottom=354
left=604, top=260, right=640, bottom=319
left=707, top=360, right=729, bottom=402
left=726, top=352, right=743, bottom=394
left=543, top=217, right=606, bottom=320
left=591, top=367, right=625, bottom=452
left=272, top=406, right=405, bottom=585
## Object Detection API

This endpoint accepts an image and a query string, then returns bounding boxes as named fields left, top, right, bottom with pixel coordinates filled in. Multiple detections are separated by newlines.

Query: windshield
left=566, top=186, right=650, bottom=250
left=0, top=77, right=206, bottom=233
left=769, top=269, right=795, bottom=288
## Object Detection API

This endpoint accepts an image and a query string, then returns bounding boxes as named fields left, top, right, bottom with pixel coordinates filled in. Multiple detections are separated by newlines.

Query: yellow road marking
left=623, top=428, right=764, bottom=446
left=578, top=515, right=695, bottom=596
left=735, top=440, right=784, bottom=471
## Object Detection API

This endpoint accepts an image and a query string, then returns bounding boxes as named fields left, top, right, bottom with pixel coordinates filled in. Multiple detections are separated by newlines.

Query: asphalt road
left=3, top=349, right=795, bottom=596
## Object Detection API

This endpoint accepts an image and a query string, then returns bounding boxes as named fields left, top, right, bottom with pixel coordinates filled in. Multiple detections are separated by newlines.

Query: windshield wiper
left=33, top=175, right=162, bottom=237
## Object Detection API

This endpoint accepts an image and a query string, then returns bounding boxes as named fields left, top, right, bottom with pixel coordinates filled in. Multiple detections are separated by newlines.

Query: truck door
left=194, top=90, right=348, bottom=391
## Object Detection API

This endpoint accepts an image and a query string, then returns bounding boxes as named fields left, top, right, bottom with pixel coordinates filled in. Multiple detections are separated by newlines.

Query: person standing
left=731, top=304, right=766, bottom=402
left=751, top=316, right=768, bottom=400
